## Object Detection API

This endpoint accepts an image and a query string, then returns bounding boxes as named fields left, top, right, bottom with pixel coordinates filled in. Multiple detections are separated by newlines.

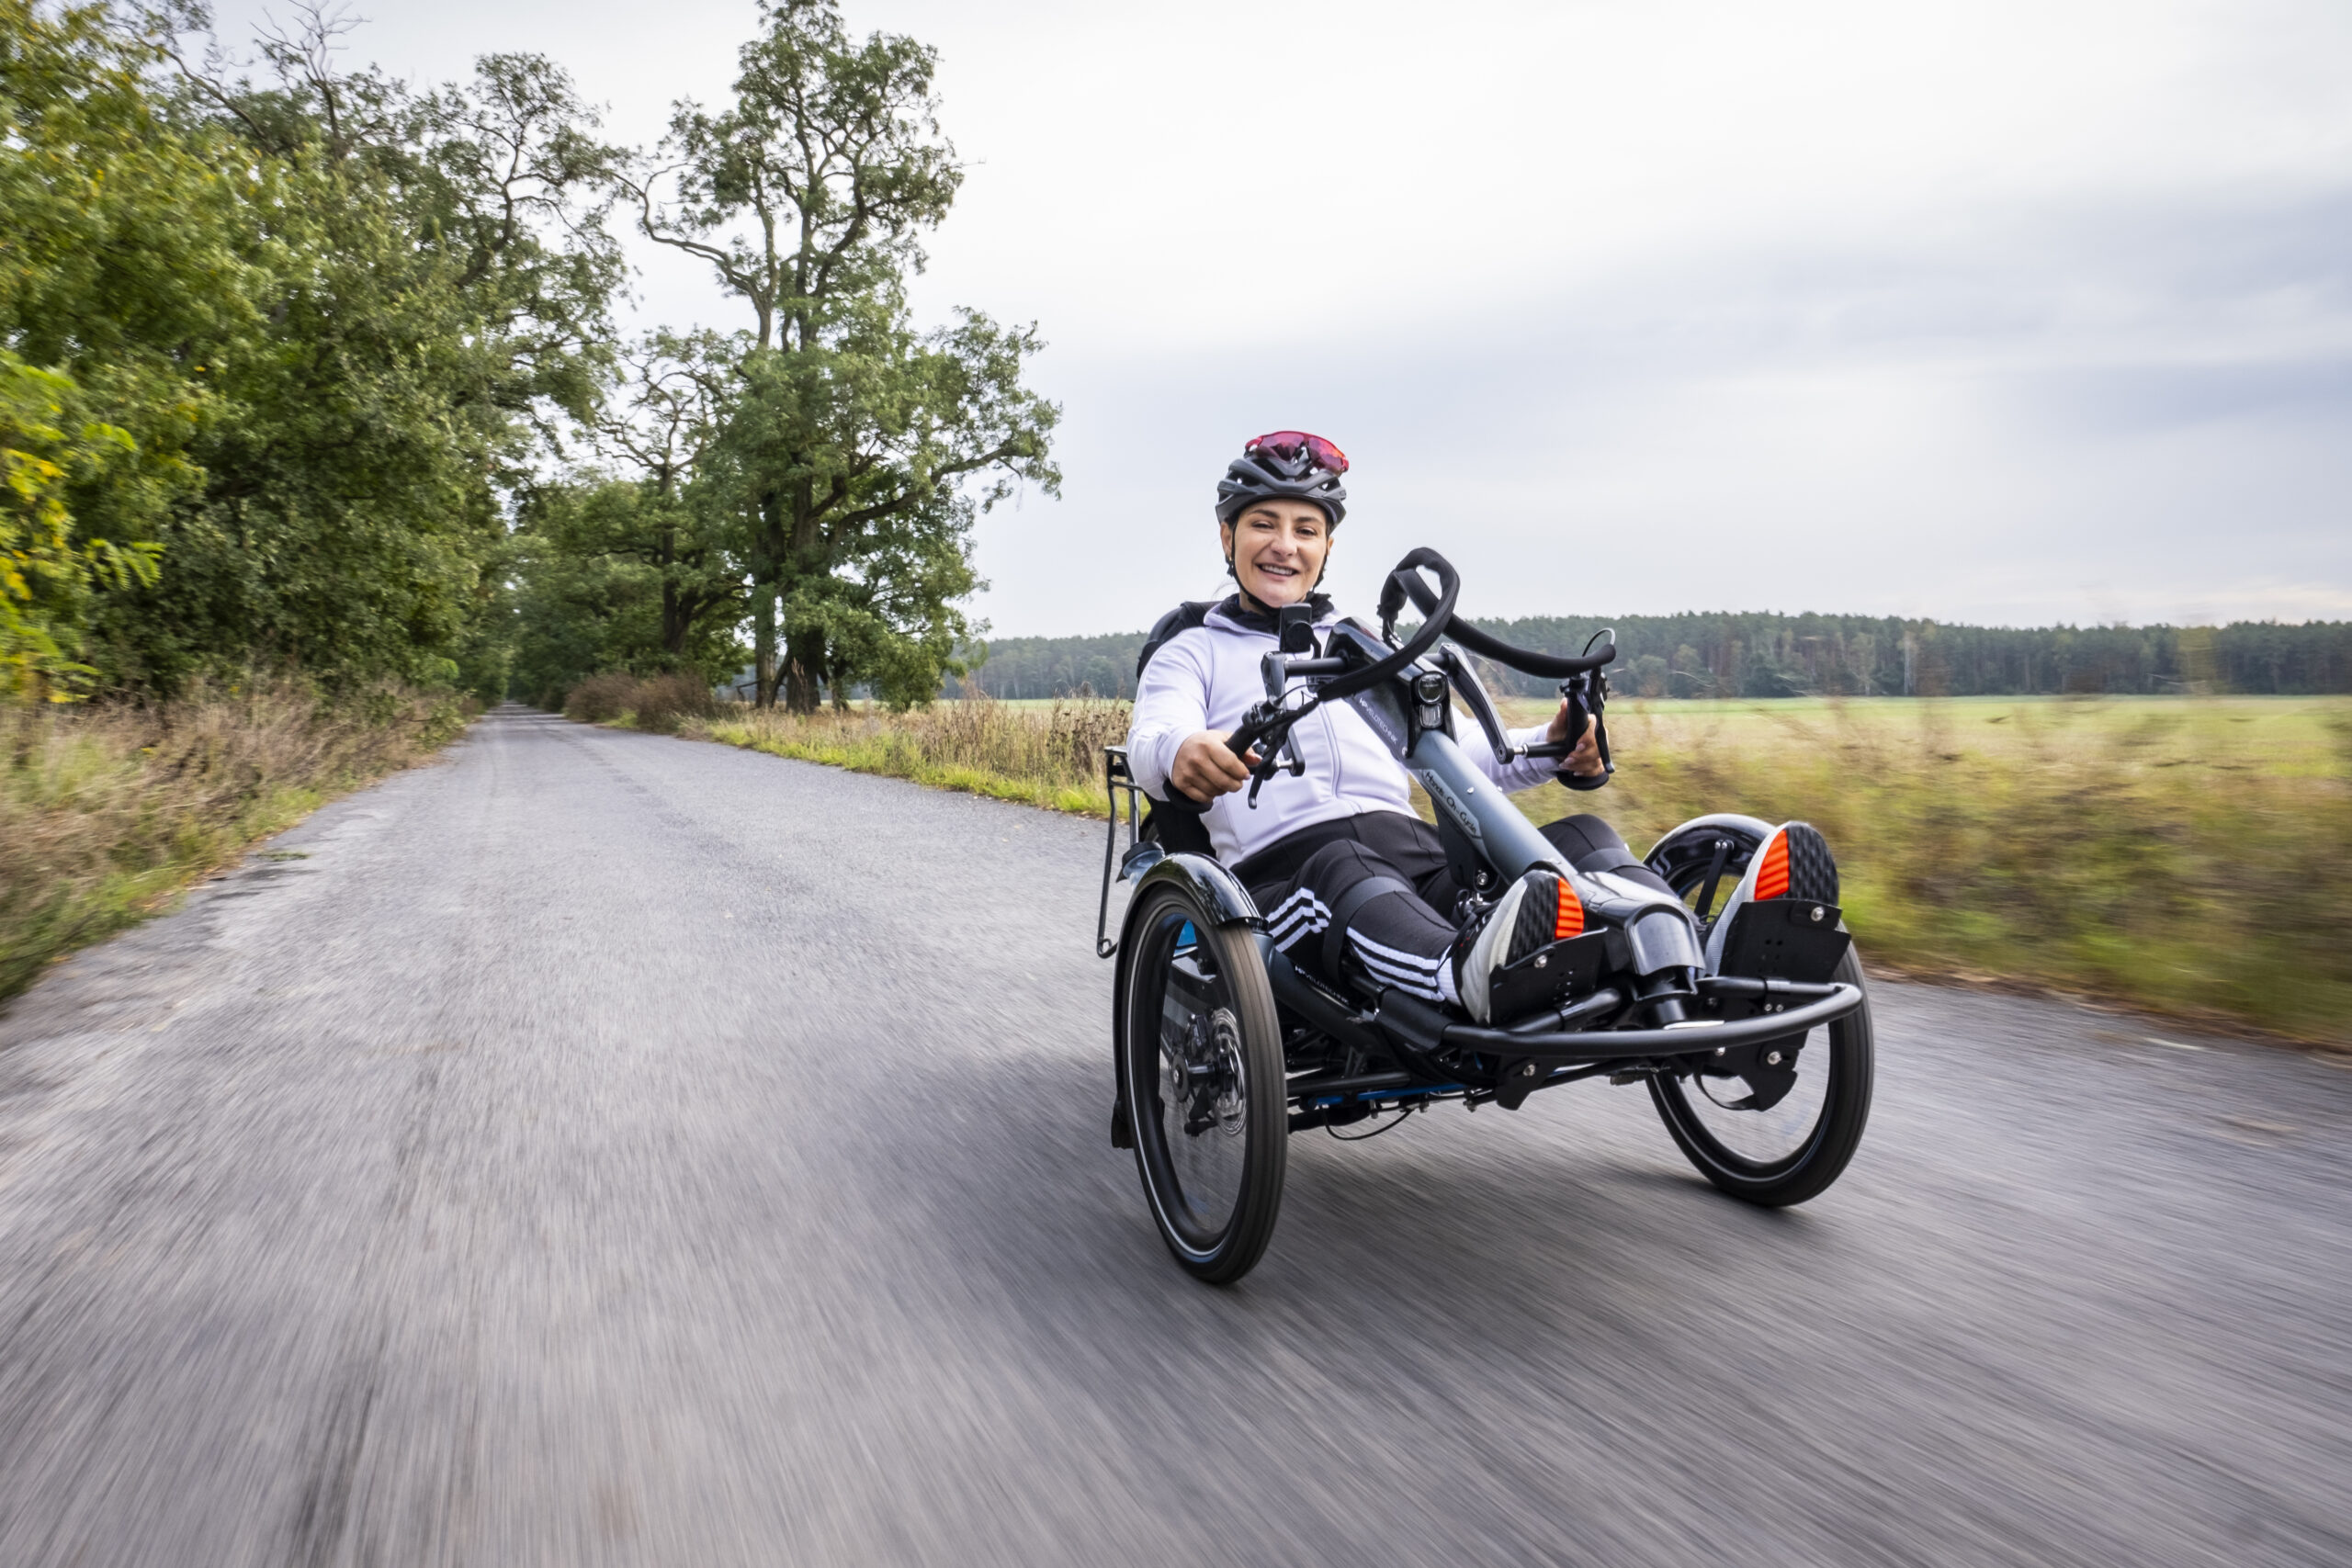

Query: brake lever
left=1233, top=699, right=1309, bottom=807
left=1555, top=671, right=1616, bottom=792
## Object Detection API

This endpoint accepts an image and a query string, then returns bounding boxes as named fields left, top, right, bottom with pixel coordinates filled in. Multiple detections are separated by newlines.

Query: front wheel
left=1648, top=946, right=1875, bottom=1205
left=1118, top=885, right=1288, bottom=1282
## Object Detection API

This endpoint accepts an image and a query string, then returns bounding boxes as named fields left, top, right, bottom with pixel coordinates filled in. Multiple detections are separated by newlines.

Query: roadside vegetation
left=0, top=682, right=470, bottom=1001
left=1506, top=696, right=2352, bottom=1043
left=686, top=687, right=1125, bottom=816
left=677, top=689, right=2350, bottom=1045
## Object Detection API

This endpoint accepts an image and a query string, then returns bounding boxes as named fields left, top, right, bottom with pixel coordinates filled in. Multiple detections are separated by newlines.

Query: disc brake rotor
left=1211, top=1008, right=1247, bottom=1137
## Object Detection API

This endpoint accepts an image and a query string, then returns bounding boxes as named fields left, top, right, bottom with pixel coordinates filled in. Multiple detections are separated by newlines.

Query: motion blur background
left=201, top=0, right=2352, bottom=634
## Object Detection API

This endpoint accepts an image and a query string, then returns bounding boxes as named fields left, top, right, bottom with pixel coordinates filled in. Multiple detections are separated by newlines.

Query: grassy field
left=1, top=683, right=473, bottom=1003
left=676, top=690, right=2349, bottom=1045
left=1498, top=694, right=2352, bottom=1043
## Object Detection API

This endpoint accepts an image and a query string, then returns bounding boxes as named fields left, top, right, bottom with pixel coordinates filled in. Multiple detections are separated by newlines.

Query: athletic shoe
left=1755, top=821, right=1840, bottom=907
left=1451, top=867, right=1584, bottom=1025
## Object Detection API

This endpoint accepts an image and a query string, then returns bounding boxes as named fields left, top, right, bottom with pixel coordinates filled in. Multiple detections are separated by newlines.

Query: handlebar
left=1159, top=547, right=1618, bottom=811
left=1384, top=568, right=1616, bottom=678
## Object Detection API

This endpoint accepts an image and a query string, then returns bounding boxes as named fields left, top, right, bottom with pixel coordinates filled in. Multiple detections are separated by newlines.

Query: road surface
left=0, top=706, right=2345, bottom=1566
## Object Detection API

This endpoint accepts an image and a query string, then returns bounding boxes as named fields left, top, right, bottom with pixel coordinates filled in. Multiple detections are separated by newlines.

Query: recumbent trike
left=1095, top=549, right=1873, bottom=1283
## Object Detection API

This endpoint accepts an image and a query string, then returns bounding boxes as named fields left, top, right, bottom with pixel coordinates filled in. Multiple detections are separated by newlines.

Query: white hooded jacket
left=1125, top=599, right=1560, bottom=867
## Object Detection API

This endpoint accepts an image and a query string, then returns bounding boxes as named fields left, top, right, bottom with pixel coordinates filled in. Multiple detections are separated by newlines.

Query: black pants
left=1234, top=810, right=1671, bottom=1005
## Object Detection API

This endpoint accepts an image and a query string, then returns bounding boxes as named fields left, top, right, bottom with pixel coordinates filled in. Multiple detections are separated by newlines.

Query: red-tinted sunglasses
left=1247, top=430, right=1350, bottom=475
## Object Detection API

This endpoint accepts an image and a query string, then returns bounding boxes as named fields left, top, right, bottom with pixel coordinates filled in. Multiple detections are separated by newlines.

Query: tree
left=503, top=337, right=752, bottom=705
left=588, top=332, right=746, bottom=663
left=625, top=0, right=1055, bottom=710
left=70, top=3, right=627, bottom=691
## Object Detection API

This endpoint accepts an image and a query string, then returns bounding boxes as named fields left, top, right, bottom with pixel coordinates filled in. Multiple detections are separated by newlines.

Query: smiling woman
left=1215, top=430, right=1351, bottom=611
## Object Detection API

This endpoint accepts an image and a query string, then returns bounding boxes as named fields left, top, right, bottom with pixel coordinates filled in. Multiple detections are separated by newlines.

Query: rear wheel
left=1118, top=884, right=1287, bottom=1282
left=1648, top=946, right=1874, bottom=1205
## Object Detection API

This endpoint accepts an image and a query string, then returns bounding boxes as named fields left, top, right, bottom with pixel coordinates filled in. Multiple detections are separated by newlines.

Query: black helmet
left=1215, top=430, right=1349, bottom=525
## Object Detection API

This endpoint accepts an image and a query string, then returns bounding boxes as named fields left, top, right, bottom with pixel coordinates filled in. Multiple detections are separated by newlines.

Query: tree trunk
left=750, top=490, right=791, bottom=708
left=784, top=624, right=825, bottom=713
left=828, top=649, right=853, bottom=712
left=662, top=579, right=687, bottom=659
left=752, top=582, right=779, bottom=708
left=782, top=479, right=827, bottom=714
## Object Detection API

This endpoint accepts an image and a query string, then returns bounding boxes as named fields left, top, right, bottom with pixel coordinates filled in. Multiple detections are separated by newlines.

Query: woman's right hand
left=1170, top=729, right=1257, bottom=800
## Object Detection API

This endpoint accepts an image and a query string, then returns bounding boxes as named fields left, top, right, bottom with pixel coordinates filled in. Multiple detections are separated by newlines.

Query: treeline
left=968, top=613, right=2352, bottom=698
left=3, top=0, right=621, bottom=700
left=2, top=1, right=1050, bottom=712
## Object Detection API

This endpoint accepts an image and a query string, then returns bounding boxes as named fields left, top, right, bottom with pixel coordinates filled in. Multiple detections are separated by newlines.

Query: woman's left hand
left=1548, top=701, right=1603, bottom=777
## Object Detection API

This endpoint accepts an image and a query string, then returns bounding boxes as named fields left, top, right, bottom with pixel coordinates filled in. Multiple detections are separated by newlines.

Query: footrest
left=1718, top=898, right=1849, bottom=984
left=1486, top=929, right=1611, bottom=1025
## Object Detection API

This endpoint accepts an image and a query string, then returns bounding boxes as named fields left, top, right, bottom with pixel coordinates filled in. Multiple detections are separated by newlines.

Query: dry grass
left=687, top=690, right=1130, bottom=817
left=1, top=682, right=472, bottom=1002
left=695, top=690, right=2351, bottom=1044
left=1501, top=696, right=2352, bottom=1043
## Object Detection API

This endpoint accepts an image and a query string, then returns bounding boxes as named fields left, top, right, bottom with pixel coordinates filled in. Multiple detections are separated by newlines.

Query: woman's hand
left=1548, top=702, right=1603, bottom=778
left=1171, top=728, right=1257, bottom=800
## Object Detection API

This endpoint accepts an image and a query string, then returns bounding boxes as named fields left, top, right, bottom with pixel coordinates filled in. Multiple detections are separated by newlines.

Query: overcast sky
left=204, top=0, right=2352, bottom=636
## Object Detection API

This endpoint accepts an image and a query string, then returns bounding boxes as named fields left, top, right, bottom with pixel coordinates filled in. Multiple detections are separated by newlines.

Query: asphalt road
left=1, top=706, right=2346, bottom=1567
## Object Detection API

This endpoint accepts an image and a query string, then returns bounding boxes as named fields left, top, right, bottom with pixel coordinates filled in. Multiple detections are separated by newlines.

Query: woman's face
left=1221, top=500, right=1332, bottom=609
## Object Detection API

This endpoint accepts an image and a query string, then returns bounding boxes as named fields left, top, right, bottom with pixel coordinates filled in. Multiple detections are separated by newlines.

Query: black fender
left=1127, top=852, right=1262, bottom=931
left=1110, top=853, right=1263, bottom=1147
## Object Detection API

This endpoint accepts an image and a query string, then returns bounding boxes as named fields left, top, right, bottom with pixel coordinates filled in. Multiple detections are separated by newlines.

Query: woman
left=1125, top=432, right=1684, bottom=1026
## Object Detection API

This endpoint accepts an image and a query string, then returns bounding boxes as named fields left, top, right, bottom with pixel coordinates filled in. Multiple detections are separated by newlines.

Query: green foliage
left=1, top=1, right=624, bottom=698
left=625, top=0, right=1057, bottom=712
left=0, top=0, right=230, bottom=691
left=0, top=354, right=162, bottom=697
left=1464, top=612, right=2352, bottom=699
left=92, top=14, right=624, bottom=691
left=505, top=333, right=747, bottom=705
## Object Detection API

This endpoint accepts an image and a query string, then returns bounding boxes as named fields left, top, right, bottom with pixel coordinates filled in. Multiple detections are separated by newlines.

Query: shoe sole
left=1757, top=821, right=1840, bottom=906
left=1504, top=870, right=1580, bottom=962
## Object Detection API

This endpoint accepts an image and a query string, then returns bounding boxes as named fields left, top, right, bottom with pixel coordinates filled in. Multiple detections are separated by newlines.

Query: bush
left=561, top=671, right=718, bottom=732
left=562, top=671, right=639, bottom=725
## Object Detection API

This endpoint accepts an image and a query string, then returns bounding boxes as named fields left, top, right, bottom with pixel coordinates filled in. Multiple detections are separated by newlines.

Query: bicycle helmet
left=1215, top=431, right=1349, bottom=525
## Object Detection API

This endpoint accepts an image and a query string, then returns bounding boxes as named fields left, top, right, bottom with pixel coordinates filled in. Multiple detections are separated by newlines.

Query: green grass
left=1, top=683, right=473, bottom=1003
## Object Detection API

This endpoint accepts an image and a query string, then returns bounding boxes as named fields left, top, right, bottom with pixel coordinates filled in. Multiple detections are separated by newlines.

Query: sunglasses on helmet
left=1246, top=430, right=1349, bottom=475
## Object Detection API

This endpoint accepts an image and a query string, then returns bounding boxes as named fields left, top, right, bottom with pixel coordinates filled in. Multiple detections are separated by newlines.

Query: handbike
left=1094, top=549, right=1874, bottom=1283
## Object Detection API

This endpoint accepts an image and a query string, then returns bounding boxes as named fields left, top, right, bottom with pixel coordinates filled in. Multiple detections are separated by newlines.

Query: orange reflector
left=1755, top=830, right=1791, bottom=900
left=1554, top=885, right=1584, bottom=941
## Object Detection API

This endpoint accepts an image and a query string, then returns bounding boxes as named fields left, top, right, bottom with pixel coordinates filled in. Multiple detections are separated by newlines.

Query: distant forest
left=964, top=612, right=2352, bottom=699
